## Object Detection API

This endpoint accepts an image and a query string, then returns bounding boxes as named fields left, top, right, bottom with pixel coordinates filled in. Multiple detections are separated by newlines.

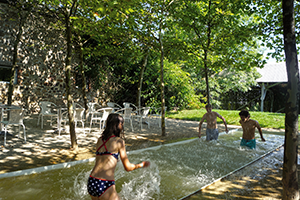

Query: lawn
left=166, top=109, right=292, bottom=130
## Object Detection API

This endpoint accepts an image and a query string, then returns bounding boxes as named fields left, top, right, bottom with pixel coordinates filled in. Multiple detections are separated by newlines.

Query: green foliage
left=82, top=48, right=142, bottom=103
left=142, top=58, right=204, bottom=109
left=164, top=60, right=203, bottom=109
left=167, top=0, right=265, bottom=104
left=32, top=0, right=290, bottom=113
left=253, top=0, right=300, bottom=61
left=208, top=68, right=261, bottom=107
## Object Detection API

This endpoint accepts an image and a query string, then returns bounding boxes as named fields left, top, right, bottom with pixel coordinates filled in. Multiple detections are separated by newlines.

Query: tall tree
left=282, top=0, right=299, bottom=199
left=79, top=0, right=144, bottom=106
left=63, top=0, right=77, bottom=149
left=253, top=0, right=300, bottom=198
left=75, top=36, right=89, bottom=116
left=138, top=0, right=176, bottom=136
left=158, top=14, right=166, bottom=136
left=170, top=0, right=264, bottom=105
left=41, top=0, right=134, bottom=148
left=118, top=2, right=159, bottom=113
left=7, top=0, right=34, bottom=105
left=137, top=50, right=149, bottom=108
left=42, top=0, right=81, bottom=149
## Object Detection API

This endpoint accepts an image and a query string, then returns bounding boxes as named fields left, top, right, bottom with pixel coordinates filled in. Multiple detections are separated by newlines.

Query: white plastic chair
left=37, top=101, right=59, bottom=129
left=72, top=103, right=86, bottom=131
left=107, top=102, right=122, bottom=113
left=87, top=102, right=99, bottom=120
left=89, top=107, right=113, bottom=133
left=115, top=107, right=134, bottom=131
left=123, top=102, right=137, bottom=109
left=61, top=107, right=86, bottom=135
left=133, top=107, right=151, bottom=129
left=150, top=107, right=167, bottom=127
left=1, top=108, right=26, bottom=146
left=73, top=102, right=84, bottom=109
left=123, top=102, right=138, bottom=114
left=74, top=108, right=85, bottom=134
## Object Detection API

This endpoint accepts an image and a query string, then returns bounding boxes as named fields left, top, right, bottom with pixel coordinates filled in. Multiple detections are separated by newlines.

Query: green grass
left=166, top=109, right=291, bottom=129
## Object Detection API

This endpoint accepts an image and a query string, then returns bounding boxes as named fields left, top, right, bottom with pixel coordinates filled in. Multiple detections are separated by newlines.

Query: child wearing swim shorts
left=239, top=110, right=265, bottom=149
left=198, top=104, right=228, bottom=141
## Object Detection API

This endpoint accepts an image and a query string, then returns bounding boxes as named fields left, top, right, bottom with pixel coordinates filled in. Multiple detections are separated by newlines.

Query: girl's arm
left=118, top=139, right=150, bottom=171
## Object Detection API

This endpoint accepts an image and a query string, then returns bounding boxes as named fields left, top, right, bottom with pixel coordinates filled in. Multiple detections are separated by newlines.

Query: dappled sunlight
left=190, top=174, right=283, bottom=200
left=186, top=148, right=284, bottom=200
left=0, top=115, right=290, bottom=199
left=0, top=114, right=97, bottom=173
left=0, top=114, right=202, bottom=173
left=148, top=138, right=165, bottom=142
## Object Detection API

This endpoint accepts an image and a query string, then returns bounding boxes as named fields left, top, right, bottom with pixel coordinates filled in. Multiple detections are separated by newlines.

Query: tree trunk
left=65, top=15, right=77, bottom=150
left=136, top=50, right=149, bottom=108
left=159, top=31, right=166, bottom=136
left=282, top=0, right=299, bottom=199
left=204, top=0, right=212, bottom=105
left=78, top=41, right=88, bottom=117
left=204, top=56, right=210, bottom=105
left=8, top=33, right=20, bottom=106
left=8, top=11, right=28, bottom=105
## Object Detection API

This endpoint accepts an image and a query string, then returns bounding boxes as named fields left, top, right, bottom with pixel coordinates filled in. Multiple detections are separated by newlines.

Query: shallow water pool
left=0, top=131, right=284, bottom=200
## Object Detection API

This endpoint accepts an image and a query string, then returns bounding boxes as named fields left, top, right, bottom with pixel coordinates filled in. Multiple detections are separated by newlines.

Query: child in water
left=87, top=113, right=150, bottom=200
left=239, top=110, right=265, bottom=149
left=198, top=104, right=228, bottom=141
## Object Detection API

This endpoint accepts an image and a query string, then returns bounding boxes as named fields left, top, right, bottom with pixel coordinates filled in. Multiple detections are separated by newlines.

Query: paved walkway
left=0, top=114, right=201, bottom=173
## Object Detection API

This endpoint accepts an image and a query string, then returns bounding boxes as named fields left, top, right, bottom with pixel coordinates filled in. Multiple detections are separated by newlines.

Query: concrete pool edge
left=179, top=144, right=284, bottom=200
left=127, top=129, right=239, bottom=154
left=0, top=130, right=280, bottom=180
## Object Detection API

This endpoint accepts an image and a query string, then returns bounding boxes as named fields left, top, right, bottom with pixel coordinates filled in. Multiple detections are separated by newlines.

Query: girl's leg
left=99, top=185, right=120, bottom=200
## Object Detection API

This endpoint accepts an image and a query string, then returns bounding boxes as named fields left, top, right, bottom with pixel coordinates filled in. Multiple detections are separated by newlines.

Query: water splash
left=62, top=169, right=90, bottom=200
left=119, top=162, right=161, bottom=200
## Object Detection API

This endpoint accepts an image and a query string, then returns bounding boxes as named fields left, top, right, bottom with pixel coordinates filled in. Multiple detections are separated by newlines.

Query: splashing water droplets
left=119, top=162, right=161, bottom=200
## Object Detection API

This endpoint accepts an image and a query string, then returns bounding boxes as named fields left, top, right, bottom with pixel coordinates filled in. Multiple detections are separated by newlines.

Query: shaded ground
left=184, top=147, right=286, bottom=200
left=0, top=115, right=204, bottom=173
left=0, top=114, right=293, bottom=199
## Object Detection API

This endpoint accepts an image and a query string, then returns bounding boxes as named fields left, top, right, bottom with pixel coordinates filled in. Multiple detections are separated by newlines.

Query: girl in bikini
left=87, top=113, right=150, bottom=200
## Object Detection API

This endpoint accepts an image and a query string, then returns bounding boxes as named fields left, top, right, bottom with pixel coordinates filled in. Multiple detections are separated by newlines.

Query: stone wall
left=0, top=2, right=100, bottom=113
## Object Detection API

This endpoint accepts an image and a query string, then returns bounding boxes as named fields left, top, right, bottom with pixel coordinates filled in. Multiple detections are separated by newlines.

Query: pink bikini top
left=95, top=135, right=119, bottom=160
